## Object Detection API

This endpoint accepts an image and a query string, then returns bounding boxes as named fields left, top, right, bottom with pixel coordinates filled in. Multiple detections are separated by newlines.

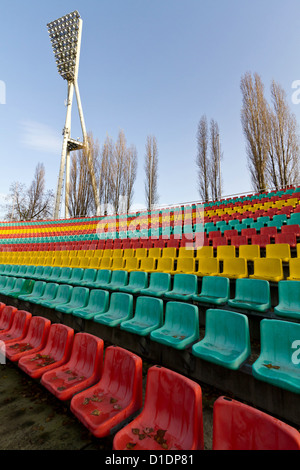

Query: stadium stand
left=1, top=185, right=300, bottom=449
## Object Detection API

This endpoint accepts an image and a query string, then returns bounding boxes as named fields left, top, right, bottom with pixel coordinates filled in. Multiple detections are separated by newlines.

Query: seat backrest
left=149, top=272, right=171, bottom=290
left=87, top=289, right=110, bottom=311
left=259, top=318, right=300, bottom=367
left=96, top=269, right=111, bottom=284
left=68, top=332, right=104, bottom=378
left=0, top=306, right=18, bottom=330
left=109, top=292, right=133, bottom=316
left=128, top=271, right=148, bottom=287
left=235, top=278, right=270, bottom=304
left=204, top=308, right=250, bottom=351
left=54, top=284, right=73, bottom=303
left=21, top=315, right=51, bottom=347
left=140, top=366, right=204, bottom=450
left=134, top=296, right=164, bottom=325
left=41, top=282, right=59, bottom=300
left=201, top=276, right=229, bottom=298
left=238, top=244, right=260, bottom=260
left=42, top=323, right=74, bottom=360
left=172, top=274, right=197, bottom=294
left=81, top=268, right=97, bottom=282
left=30, top=281, right=46, bottom=296
left=5, top=310, right=32, bottom=336
left=164, top=301, right=199, bottom=337
left=110, top=270, right=128, bottom=285
left=99, top=345, right=143, bottom=405
left=213, top=396, right=300, bottom=450
left=265, top=243, right=291, bottom=259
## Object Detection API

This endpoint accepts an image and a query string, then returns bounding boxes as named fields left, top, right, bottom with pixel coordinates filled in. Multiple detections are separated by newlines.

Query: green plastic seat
left=9, top=265, right=21, bottom=277
left=18, top=281, right=46, bottom=302
left=54, top=286, right=89, bottom=314
left=139, top=272, right=171, bottom=298
left=99, top=270, right=128, bottom=292
left=192, top=309, right=251, bottom=370
left=37, top=265, right=54, bottom=281
left=93, top=292, right=133, bottom=327
left=72, top=289, right=110, bottom=320
left=252, top=319, right=300, bottom=393
left=63, top=268, right=84, bottom=286
left=84, top=269, right=112, bottom=288
left=0, top=276, right=16, bottom=294
left=22, top=265, right=37, bottom=279
left=33, top=283, right=59, bottom=305
left=227, top=278, right=271, bottom=312
left=274, top=280, right=300, bottom=320
left=0, top=276, right=8, bottom=289
left=118, top=271, right=148, bottom=294
left=55, top=267, right=72, bottom=283
left=71, top=268, right=97, bottom=287
left=30, top=265, right=45, bottom=280
left=2, top=265, right=12, bottom=276
left=150, top=301, right=199, bottom=349
left=120, top=296, right=164, bottom=336
left=192, top=276, right=229, bottom=305
left=13, top=265, right=28, bottom=278
left=46, top=266, right=62, bottom=282
left=4, top=277, right=34, bottom=299
left=0, top=265, right=6, bottom=275
left=39, top=284, right=73, bottom=309
left=163, top=273, right=197, bottom=300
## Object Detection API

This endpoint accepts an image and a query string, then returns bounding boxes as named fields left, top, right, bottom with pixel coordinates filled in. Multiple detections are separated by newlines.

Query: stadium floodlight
left=47, top=11, right=100, bottom=219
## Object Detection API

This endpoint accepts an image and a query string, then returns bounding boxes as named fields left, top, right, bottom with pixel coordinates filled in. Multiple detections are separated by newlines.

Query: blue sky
left=1, top=0, right=300, bottom=218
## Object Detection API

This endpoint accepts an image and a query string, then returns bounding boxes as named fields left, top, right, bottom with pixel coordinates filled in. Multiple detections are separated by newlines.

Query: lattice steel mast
left=47, top=10, right=100, bottom=219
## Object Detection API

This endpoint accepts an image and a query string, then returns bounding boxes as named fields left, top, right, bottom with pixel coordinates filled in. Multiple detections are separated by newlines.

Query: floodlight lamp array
left=47, top=11, right=81, bottom=81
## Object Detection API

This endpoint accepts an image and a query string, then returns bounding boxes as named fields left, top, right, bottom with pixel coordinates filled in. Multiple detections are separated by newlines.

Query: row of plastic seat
left=1, top=261, right=300, bottom=319
left=1, top=287, right=300, bottom=398
left=1, top=304, right=299, bottom=449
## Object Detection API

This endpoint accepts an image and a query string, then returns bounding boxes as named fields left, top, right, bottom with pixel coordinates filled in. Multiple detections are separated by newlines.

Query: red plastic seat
left=70, top=346, right=143, bottom=438
left=275, top=232, right=297, bottom=248
left=0, top=310, right=32, bottom=344
left=112, top=365, right=204, bottom=450
left=5, top=316, right=51, bottom=362
left=18, top=323, right=74, bottom=379
left=212, top=396, right=300, bottom=450
left=281, top=224, right=300, bottom=237
left=0, top=305, right=16, bottom=332
left=40, top=332, right=104, bottom=401
left=230, top=235, right=248, bottom=247
left=250, top=234, right=271, bottom=248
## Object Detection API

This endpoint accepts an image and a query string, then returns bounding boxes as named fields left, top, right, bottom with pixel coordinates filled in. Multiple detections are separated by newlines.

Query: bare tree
left=145, top=135, right=159, bottom=211
left=268, top=80, right=299, bottom=188
left=123, top=144, right=138, bottom=214
left=110, top=130, right=127, bottom=214
left=240, top=72, right=269, bottom=192
left=4, top=163, right=54, bottom=221
left=209, top=119, right=222, bottom=201
left=68, top=133, right=100, bottom=217
left=99, top=134, right=114, bottom=215
left=196, top=115, right=210, bottom=201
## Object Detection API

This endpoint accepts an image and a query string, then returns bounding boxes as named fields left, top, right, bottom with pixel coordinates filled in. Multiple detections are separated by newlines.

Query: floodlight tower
left=47, top=10, right=100, bottom=219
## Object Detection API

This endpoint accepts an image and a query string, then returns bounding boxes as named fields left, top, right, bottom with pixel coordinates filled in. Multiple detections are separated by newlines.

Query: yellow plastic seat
left=287, top=258, right=300, bottom=281
left=137, top=257, right=156, bottom=272
left=249, top=258, right=284, bottom=282
left=238, top=245, right=260, bottom=261
left=162, top=247, right=177, bottom=259
left=123, top=248, right=135, bottom=259
left=171, top=257, right=196, bottom=275
left=177, top=247, right=195, bottom=258
left=216, top=245, right=236, bottom=260
left=218, top=258, right=248, bottom=279
left=148, top=248, right=162, bottom=259
left=99, top=257, right=112, bottom=269
left=265, top=244, right=291, bottom=262
left=124, top=257, right=140, bottom=272
left=110, top=257, right=126, bottom=271
left=89, top=257, right=101, bottom=269
left=102, top=249, right=113, bottom=259
left=196, top=246, right=214, bottom=259
left=112, top=249, right=124, bottom=259
left=135, top=248, right=148, bottom=260
left=196, top=258, right=219, bottom=277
